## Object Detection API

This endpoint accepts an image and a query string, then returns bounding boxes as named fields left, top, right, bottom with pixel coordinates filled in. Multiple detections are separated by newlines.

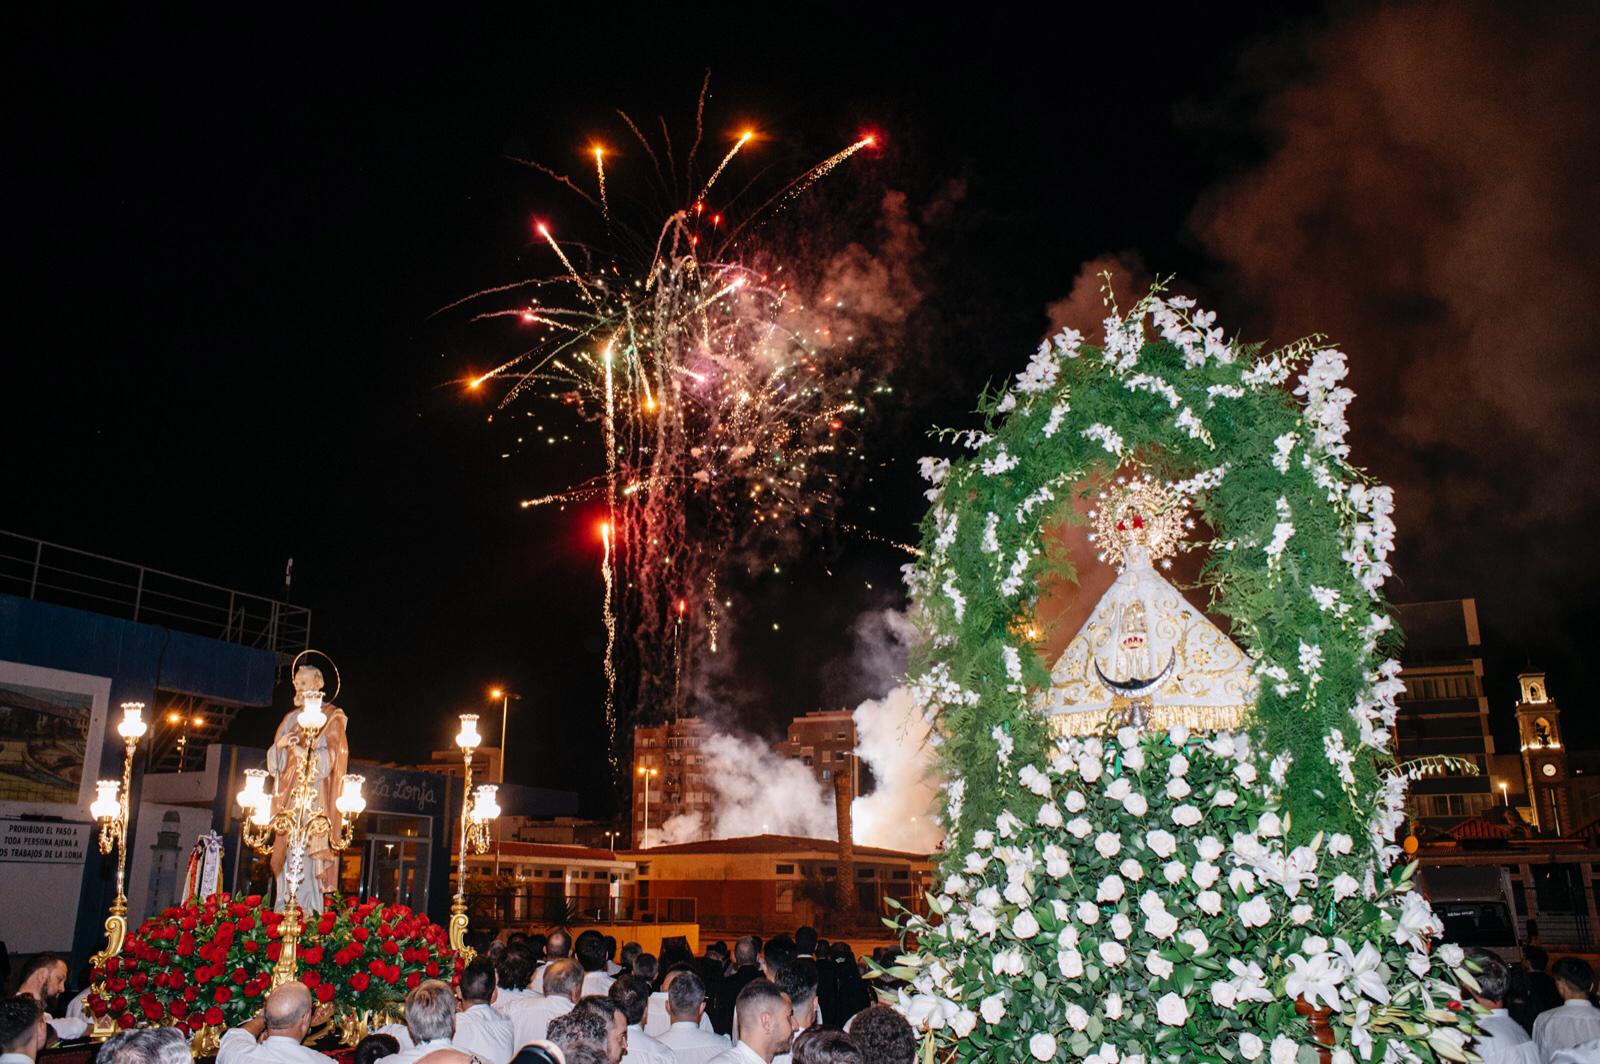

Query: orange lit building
left=632, top=717, right=717, bottom=845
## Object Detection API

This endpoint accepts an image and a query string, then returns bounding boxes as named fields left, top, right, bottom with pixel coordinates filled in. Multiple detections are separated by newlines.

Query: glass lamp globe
left=456, top=714, right=482, bottom=751
left=472, top=784, right=501, bottom=822
left=297, top=689, right=327, bottom=730
left=336, top=774, right=367, bottom=816
left=90, top=780, right=121, bottom=821
left=118, top=703, right=148, bottom=741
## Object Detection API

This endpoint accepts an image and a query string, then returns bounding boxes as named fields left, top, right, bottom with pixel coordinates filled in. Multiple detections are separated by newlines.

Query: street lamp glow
left=456, top=713, right=482, bottom=751
left=489, top=687, right=504, bottom=700
left=237, top=768, right=269, bottom=813
left=117, top=703, right=148, bottom=741
left=91, top=780, right=121, bottom=821
left=336, top=774, right=367, bottom=817
left=297, top=689, right=327, bottom=730
left=471, top=784, right=501, bottom=822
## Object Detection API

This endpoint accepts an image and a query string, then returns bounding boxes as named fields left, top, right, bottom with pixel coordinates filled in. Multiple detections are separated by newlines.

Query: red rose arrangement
left=85, top=894, right=456, bottom=1034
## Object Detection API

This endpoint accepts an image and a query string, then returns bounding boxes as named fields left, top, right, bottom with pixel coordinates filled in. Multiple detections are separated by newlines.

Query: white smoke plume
left=645, top=609, right=944, bottom=853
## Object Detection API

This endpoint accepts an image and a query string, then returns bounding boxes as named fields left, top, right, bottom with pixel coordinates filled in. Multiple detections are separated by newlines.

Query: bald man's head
left=264, top=982, right=313, bottom=1040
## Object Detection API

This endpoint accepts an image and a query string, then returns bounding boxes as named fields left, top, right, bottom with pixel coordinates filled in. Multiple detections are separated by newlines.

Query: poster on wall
left=0, top=660, right=112, bottom=953
left=0, top=660, right=111, bottom=815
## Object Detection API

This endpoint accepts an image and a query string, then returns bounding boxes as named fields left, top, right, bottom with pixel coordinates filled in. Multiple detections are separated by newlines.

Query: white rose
left=1180, top=928, right=1209, bottom=954
left=1117, top=726, right=1140, bottom=750
left=1004, top=881, right=1031, bottom=907
left=1098, top=941, right=1127, bottom=966
left=1096, top=875, right=1126, bottom=902
left=1156, top=992, right=1189, bottom=1026
left=1144, top=910, right=1179, bottom=939
left=1145, top=829, right=1177, bottom=858
left=964, top=852, right=988, bottom=874
left=970, top=907, right=999, bottom=936
left=1332, top=874, right=1359, bottom=901
left=943, top=874, right=967, bottom=896
left=1067, top=817, right=1093, bottom=839
left=1163, top=861, right=1187, bottom=884
left=1046, top=846, right=1072, bottom=879
left=1057, top=923, right=1079, bottom=948
left=1169, top=725, right=1190, bottom=745
left=1120, top=858, right=1145, bottom=882
left=1169, top=753, right=1190, bottom=778
left=980, top=993, right=1006, bottom=1024
left=1105, top=778, right=1132, bottom=801
left=977, top=886, right=1001, bottom=908
left=1095, top=832, right=1123, bottom=859
left=1196, top=836, right=1224, bottom=861
left=1037, top=802, right=1064, bottom=828
left=1079, top=756, right=1103, bottom=783
left=1257, top=812, right=1283, bottom=837
left=1290, top=904, right=1314, bottom=925
left=1066, top=1004, right=1090, bottom=1030
left=1076, top=900, right=1101, bottom=925
left=1065, top=790, right=1087, bottom=813
left=1239, top=1032, right=1264, bottom=1060
left=1166, top=777, right=1192, bottom=800
left=951, top=1008, right=977, bottom=1037
left=1211, top=980, right=1238, bottom=1008
left=1057, top=949, right=1084, bottom=978
left=1192, top=861, right=1220, bottom=888
left=1238, top=895, right=1273, bottom=928
left=1146, top=951, right=1174, bottom=978
left=1270, top=1035, right=1297, bottom=1064
left=991, top=948, right=1024, bottom=977
left=1406, top=952, right=1430, bottom=977
left=1013, top=910, right=1041, bottom=939
left=1029, top=1033, right=1057, bottom=1062
left=1172, top=804, right=1202, bottom=827
left=1328, top=833, right=1353, bottom=855
left=1212, top=789, right=1238, bottom=807
left=1123, top=746, right=1146, bottom=772
left=1235, top=763, right=1258, bottom=786
left=1019, top=764, right=1052, bottom=797
left=1228, top=868, right=1258, bottom=894
left=1123, top=792, right=1149, bottom=817
left=1197, top=890, right=1223, bottom=915
left=1439, top=943, right=1465, bottom=968
left=1302, top=935, right=1328, bottom=955
left=1111, top=913, right=1133, bottom=940
left=974, top=829, right=995, bottom=849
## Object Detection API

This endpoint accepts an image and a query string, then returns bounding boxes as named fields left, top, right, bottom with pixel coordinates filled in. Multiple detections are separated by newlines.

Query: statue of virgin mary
left=1040, top=478, right=1256, bottom=735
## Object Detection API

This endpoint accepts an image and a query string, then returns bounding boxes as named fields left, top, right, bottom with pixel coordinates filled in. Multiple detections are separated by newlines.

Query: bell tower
left=1516, top=672, right=1570, bottom=834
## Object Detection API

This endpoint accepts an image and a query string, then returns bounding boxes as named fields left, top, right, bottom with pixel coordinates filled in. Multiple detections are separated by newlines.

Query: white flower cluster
left=1017, top=340, right=1062, bottom=395
left=1264, top=496, right=1295, bottom=560
left=1042, top=401, right=1069, bottom=438
left=1101, top=313, right=1146, bottom=372
left=1173, top=463, right=1228, bottom=497
left=892, top=727, right=1473, bottom=1064
left=998, top=547, right=1032, bottom=599
left=1294, top=348, right=1355, bottom=461
left=981, top=446, right=1020, bottom=477
left=1082, top=423, right=1125, bottom=456
left=1344, top=483, right=1396, bottom=597
left=1151, top=294, right=1235, bottom=367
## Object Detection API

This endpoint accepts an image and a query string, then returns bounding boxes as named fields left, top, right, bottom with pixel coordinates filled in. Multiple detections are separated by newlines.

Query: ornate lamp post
left=235, top=684, right=366, bottom=986
left=89, top=702, right=149, bottom=967
left=450, top=714, right=501, bottom=959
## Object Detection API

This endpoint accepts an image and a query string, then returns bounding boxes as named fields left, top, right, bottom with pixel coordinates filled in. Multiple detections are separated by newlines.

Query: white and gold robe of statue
left=1040, top=542, right=1256, bottom=735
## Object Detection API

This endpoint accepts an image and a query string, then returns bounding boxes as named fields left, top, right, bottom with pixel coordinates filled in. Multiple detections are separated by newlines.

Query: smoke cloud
left=647, top=609, right=944, bottom=852
left=1188, top=3, right=1600, bottom=617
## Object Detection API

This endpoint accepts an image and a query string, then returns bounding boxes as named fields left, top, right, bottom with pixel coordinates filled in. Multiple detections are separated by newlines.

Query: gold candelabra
left=89, top=703, right=149, bottom=968
left=235, top=685, right=366, bottom=987
left=449, top=713, right=501, bottom=960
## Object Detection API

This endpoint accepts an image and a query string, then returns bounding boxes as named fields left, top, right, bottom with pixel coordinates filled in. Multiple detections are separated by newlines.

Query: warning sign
left=0, top=818, right=91, bottom=864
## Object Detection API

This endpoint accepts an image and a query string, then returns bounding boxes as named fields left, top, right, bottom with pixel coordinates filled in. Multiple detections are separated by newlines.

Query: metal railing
left=0, top=529, right=310, bottom=656
left=467, top=889, right=698, bottom=928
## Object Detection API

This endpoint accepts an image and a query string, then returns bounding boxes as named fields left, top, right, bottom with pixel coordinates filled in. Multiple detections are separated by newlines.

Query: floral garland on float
left=86, top=893, right=455, bottom=1049
left=886, top=283, right=1478, bottom=1062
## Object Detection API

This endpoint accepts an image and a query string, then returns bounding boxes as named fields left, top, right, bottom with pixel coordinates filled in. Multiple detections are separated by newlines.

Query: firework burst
left=457, top=98, right=885, bottom=792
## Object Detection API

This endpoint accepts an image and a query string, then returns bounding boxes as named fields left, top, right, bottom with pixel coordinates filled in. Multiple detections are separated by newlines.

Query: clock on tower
left=1515, top=671, right=1570, bottom=834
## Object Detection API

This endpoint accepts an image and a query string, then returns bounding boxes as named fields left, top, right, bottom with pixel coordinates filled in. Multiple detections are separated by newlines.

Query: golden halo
left=1086, top=476, right=1189, bottom=570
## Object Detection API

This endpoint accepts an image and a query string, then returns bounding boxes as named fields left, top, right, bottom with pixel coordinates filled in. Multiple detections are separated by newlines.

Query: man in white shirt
left=1464, top=951, right=1538, bottom=1064
left=14, top=953, right=86, bottom=1042
left=494, top=949, right=540, bottom=1019
left=216, top=982, right=334, bottom=1064
left=657, top=970, right=730, bottom=1064
left=0, top=995, right=49, bottom=1064
left=1535, top=957, right=1600, bottom=1062
left=767, top=962, right=817, bottom=1064
left=453, top=959, right=516, bottom=1064
left=709, top=981, right=792, bottom=1064
left=645, top=967, right=715, bottom=1039
left=531, top=931, right=573, bottom=994
left=1553, top=1040, right=1600, bottom=1064
left=387, top=980, right=460, bottom=1064
left=512, top=959, right=584, bottom=1050
left=609, top=976, right=675, bottom=1064
left=576, top=932, right=617, bottom=998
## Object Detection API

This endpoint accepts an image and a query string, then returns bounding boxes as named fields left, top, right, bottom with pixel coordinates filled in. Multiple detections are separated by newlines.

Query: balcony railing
left=0, top=529, right=310, bottom=657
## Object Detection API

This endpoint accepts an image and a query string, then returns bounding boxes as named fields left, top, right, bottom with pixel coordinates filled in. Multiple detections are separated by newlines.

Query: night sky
left=6, top=6, right=1597, bottom=814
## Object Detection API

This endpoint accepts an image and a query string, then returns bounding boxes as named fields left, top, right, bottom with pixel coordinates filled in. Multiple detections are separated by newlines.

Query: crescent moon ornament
left=1094, top=652, right=1176, bottom=697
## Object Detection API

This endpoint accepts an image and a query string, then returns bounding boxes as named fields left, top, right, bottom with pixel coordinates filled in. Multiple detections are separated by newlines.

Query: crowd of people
left=0, top=927, right=911, bottom=1064
left=13, top=932, right=1600, bottom=1063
